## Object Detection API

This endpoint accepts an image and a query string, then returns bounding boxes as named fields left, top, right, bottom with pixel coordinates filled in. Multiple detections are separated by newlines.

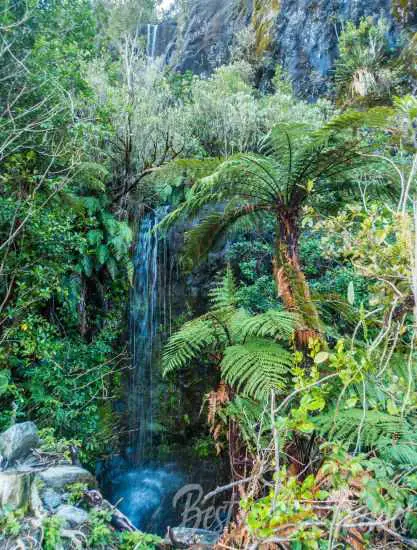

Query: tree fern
left=158, top=115, right=393, bottom=332
left=162, top=269, right=295, bottom=400
left=209, top=265, right=237, bottom=312
left=221, top=339, right=293, bottom=400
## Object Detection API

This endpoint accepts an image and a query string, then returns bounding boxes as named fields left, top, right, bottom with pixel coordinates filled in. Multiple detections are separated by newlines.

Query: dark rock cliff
left=169, top=0, right=413, bottom=97
left=175, top=0, right=252, bottom=75
left=272, top=0, right=396, bottom=98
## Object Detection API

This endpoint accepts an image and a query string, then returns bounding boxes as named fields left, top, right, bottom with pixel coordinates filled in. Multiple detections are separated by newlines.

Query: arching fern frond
left=236, top=309, right=299, bottom=341
left=182, top=203, right=271, bottom=269
left=162, top=318, right=224, bottom=376
left=221, top=339, right=293, bottom=400
left=314, top=106, right=394, bottom=138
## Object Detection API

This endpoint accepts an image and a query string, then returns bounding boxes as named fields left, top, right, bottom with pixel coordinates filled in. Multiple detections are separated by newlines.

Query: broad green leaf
left=0, top=369, right=10, bottom=396
left=97, top=244, right=109, bottom=265
left=347, top=281, right=355, bottom=306
left=87, top=229, right=103, bottom=246
left=314, top=351, right=329, bottom=364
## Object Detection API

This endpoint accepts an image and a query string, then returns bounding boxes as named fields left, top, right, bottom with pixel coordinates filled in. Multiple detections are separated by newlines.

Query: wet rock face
left=173, top=0, right=409, bottom=99
left=272, top=0, right=395, bottom=98
left=0, top=422, right=39, bottom=464
left=175, top=0, right=251, bottom=75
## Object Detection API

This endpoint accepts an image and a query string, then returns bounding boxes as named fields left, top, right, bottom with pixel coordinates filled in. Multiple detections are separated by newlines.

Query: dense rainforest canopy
left=1, top=0, right=417, bottom=548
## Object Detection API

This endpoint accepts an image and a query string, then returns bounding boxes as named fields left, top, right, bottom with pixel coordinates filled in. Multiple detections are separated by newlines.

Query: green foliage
left=334, top=17, right=413, bottom=105
left=220, top=396, right=269, bottom=451
left=315, top=408, right=412, bottom=449
left=2, top=2, right=417, bottom=548
left=242, top=471, right=325, bottom=547
left=192, top=435, right=217, bottom=459
left=118, top=531, right=163, bottom=550
left=42, top=516, right=63, bottom=550
left=0, top=510, right=24, bottom=537
left=39, top=428, right=82, bottom=462
left=88, top=510, right=114, bottom=547
left=66, top=482, right=89, bottom=505
left=0, top=1, right=130, bottom=460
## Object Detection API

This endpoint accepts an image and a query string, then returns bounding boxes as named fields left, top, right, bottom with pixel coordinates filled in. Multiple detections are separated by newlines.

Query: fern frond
left=236, top=309, right=298, bottom=341
left=315, top=293, right=359, bottom=330
left=315, top=408, right=411, bottom=449
left=209, top=266, right=237, bottom=312
left=378, top=438, right=417, bottom=469
left=315, top=107, right=394, bottom=138
left=182, top=203, right=272, bottom=269
left=221, top=339, right=293, bottom=400
left=219, top=396, right=270, bottom=450
left=162, top=318, right=224, bottom=375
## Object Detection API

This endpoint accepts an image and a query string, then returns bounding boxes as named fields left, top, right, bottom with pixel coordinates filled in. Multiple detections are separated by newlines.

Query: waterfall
left=147, top=24, right=151, bottom=57
left=146, top=23, right=159, bottom=59
left=101, top=207, right=229, bottom=533
left=152, top=24, right=158, bottom=59
left=128, top=208, right=167, bottom=462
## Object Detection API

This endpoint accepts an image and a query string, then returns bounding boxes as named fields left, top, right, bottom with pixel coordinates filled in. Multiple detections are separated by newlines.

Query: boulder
left=55, top=504, right=89, bottom=527
left=37, top=465, right=95, bottom=491
left=0, top=422, right=39, bottom=464
left=40, top=487, right=62, bottom=511
left=0, top=470, right=31, bottom=510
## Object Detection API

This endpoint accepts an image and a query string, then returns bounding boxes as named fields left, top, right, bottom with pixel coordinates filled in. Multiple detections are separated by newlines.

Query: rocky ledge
left=0, top=422, right=147, bottom=548
left=0, top=422, right=220, bottom=549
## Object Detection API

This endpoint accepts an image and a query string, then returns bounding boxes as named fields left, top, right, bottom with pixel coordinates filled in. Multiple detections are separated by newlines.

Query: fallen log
left=83, top=488, right=137, bottom=532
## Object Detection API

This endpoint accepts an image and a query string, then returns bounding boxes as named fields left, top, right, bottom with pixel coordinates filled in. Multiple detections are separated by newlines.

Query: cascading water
left=110, top=208, right=185, bottom=532
left=100, top=209, right=230, bottom=535
left=146, top=24, right=159, bottom=59
left=128, top=210, right=161, bottom=461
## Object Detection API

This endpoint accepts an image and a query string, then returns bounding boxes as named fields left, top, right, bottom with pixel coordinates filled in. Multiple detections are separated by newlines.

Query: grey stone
left=167, top=528, right=220, bottom=548
left=41, top=487, right=62, bottom=511
left=0, top=470, right=31, bottom=510
left=30, top=479, right=45, bottom=518
left=55, top=504, right=89, bottom=527
left=0, top=422, right=39, bottom=464
left=37, top=465, right=95, bottom=491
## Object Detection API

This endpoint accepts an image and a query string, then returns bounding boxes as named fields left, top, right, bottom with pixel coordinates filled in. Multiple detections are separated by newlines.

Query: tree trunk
left=273, top=213, right=323, bottom=346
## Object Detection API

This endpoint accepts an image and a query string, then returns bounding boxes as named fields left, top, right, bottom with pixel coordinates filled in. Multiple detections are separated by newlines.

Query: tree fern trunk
left=273, top=213, right=323, bottom=344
